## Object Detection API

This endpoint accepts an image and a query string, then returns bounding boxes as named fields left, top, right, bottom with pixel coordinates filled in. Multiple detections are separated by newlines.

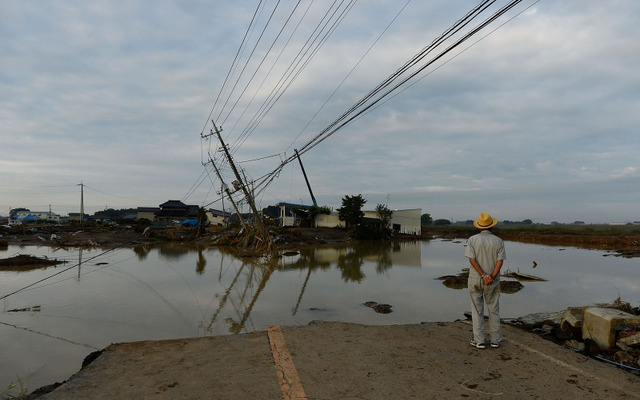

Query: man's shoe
left=490, top=342, right=500, bottom=348
left=470, top=340, right=486, bottom=349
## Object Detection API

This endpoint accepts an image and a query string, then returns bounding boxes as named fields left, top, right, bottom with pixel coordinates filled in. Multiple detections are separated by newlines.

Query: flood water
left=0, top=239, right=638, bottom=391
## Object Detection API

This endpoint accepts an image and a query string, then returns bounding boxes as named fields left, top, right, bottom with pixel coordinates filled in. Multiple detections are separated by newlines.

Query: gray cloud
left=1, top=1, right=639, bottom=223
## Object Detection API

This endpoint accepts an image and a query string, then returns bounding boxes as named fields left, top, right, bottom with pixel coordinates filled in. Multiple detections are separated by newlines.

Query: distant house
left=207, top=209, right=231, bottom=226
left=154, top=200, right=199, bottom=223
left=14, top=210, right=61, bottom=223
left=388, top=209, right=421, bottom=235
left=315, top=208, right=422, bottom=235
left=137, top=207, right=160, bottom=221
left=68, top=213, right=89, bottom=222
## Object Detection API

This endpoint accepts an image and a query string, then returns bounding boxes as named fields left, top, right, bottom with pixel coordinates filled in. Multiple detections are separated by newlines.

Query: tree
left=261, top=205, right=280, bottom=220
left=420, top=213, right=432, bottom=226
left=337, top=194, right=366, bottom=228
left=433, top=219, right=451, bottom=226
left=309, top=205, right=331, bottom=221
left=196, top=207, right=207, bottom=237
left=376, top=203, right=393, bottom=231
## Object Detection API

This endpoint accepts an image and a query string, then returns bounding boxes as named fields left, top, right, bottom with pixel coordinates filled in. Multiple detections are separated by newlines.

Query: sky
left=1, top=0, right=639, bottom=224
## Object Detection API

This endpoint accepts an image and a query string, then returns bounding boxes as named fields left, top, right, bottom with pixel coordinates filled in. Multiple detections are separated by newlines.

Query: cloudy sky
left=2, top=0, right=638, bottom=223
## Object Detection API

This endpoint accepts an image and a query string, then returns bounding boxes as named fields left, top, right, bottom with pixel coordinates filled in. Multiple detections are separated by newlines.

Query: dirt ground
left=32, top=321, right=640, bottom=399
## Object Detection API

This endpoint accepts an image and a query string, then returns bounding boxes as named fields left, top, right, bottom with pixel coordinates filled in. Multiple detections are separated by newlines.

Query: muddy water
left=0, top=239, right=638, bottom=392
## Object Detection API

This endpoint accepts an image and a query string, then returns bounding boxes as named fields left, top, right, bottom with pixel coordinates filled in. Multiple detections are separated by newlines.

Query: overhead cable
left=200, top=0, right=265, bottom=136
left=252, top=0, right=530, bottom=196
left=230, top=0, right=358, bottom=154
left=217, top=0, right=283, bottom=130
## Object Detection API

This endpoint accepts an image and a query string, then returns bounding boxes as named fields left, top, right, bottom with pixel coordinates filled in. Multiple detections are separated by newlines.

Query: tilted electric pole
left=206, top=150, right=246, bottom=229
left=211, top=121, right=265, bottom=230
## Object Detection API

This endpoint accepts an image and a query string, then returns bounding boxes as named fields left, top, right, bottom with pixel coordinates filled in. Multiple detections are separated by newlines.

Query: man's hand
left=482, top=274, right=494, bottom=285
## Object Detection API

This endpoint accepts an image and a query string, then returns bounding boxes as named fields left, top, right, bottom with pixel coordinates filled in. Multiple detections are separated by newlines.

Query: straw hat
left=474, top=212, right=498, bottom=229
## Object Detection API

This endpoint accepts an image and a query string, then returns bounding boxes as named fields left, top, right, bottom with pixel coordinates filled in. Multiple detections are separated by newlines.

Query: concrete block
left=582, top=307, right=640, bottom=348
left=560, top=307, right=583, bottom=337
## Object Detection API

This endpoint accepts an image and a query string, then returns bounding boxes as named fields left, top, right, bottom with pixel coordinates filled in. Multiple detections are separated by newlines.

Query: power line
left=285, top=0, right=412, bottom=154
left=251, top=0, right=534, bottom=196
left=229, top=0, right=358, bottom=154
left=200, top=0, right=266, bottom=136
left=200, top=0, right=537, bottom=206
left=218, top=0, right=283, bottom=128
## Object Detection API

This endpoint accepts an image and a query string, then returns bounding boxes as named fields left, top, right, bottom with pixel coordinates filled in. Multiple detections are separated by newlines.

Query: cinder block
left=582, top=307, right=640, bottom=348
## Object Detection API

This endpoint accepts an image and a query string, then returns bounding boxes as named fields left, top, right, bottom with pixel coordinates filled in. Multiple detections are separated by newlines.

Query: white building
left=13, top=210, right=61, bottom=223
left=315, top=208, right=422, bottom=235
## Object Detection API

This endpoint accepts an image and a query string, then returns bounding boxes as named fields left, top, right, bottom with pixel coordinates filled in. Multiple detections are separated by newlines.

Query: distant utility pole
left=78, top=181, right=84, bottom=224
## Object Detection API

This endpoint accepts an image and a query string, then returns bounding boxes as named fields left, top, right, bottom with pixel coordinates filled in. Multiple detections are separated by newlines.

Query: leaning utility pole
left=208, top=152, right=246, bottom=229
left=294, top=149, right=317, bottom=207
left=201, top=127, right=246, bottom=229
left=212, top=121, right=265, bottom=230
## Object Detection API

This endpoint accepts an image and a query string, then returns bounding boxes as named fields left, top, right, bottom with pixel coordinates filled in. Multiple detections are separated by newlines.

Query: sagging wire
left=0, top=320, right=99, bottom=350
left=16, top=253, right=140, bottom=293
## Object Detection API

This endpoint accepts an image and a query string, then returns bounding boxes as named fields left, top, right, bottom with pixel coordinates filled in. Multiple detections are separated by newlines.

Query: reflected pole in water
left=77, top=248, right=83, bottom=281
left=205, top=262, right=247, bottom=334
left=229, top=265, right=275, bottom=334
left=292, top=267, right=312, bottom=316
left=196, top=248, right=206, bottom=274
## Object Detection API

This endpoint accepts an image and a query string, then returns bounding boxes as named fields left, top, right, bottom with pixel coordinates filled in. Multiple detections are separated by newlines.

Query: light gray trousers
left=468, top=277, right=502, bottom=344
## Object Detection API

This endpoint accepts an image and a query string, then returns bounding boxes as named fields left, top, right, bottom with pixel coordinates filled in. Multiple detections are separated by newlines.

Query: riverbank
left=25, top=320, right=640, bottom=399
left=423, top=225, right=640, bottom=257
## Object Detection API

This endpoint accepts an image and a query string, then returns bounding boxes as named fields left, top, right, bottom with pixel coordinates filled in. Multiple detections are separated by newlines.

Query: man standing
left=465, top=212, right=506, bottom=349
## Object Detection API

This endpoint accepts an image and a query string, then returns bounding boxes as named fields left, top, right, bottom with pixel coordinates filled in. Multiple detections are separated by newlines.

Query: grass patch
left=2, top=377, right=28, bottom=399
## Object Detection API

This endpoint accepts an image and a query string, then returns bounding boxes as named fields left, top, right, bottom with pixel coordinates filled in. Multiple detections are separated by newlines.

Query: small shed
left=277, top=202, right=313, bottom=227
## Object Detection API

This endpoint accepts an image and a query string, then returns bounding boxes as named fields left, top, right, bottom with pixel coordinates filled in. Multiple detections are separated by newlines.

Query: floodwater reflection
left=281, top=240, right=422, bottom=282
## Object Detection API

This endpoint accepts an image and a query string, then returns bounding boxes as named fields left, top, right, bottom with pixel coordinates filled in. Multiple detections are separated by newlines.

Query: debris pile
left=363, top=301, right=393, bottom=314
left=0, top=254, right=65, bottom=270
left=511, top=299, right=640, bottom=375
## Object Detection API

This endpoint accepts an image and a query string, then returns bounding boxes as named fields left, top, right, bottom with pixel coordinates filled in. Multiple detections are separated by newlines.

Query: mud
left=0, top=254, right=65, bottom=271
